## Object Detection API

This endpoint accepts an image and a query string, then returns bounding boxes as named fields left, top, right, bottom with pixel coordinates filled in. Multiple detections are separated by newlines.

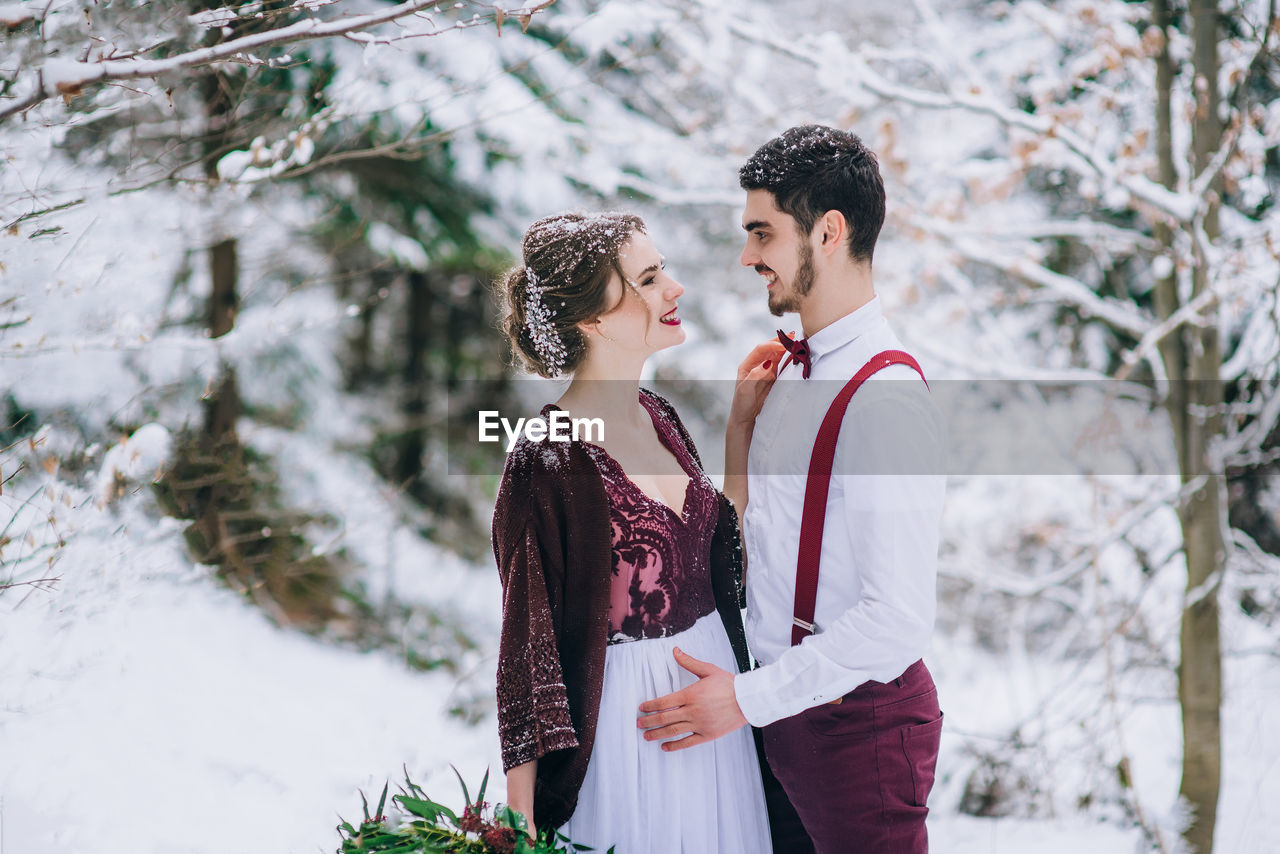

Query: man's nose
left=740, top=243, right=759, bottom=268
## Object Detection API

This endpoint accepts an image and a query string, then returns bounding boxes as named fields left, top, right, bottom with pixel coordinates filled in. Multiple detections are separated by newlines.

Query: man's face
left=739, top=189, right=815, bottom=317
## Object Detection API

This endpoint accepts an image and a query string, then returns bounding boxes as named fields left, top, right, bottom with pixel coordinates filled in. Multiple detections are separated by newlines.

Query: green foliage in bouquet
left=337, top=767, right=613, bottom=854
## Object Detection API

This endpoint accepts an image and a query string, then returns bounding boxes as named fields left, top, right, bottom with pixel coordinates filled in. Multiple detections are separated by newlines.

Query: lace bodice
left=578, top=396, right=718, bottom=644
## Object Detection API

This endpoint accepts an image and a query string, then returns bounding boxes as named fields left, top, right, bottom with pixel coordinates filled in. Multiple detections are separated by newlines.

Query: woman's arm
left=505, top=759, right=537, bottom=838
left=493, top=460, right=578, bottom=832
left=722, top=420, right=753, bottom=522
left=723, top=340, right=784, bottom=518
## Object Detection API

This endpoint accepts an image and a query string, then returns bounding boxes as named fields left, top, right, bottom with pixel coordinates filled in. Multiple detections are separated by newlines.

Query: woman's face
left=594, top=231, right=686, bottom=356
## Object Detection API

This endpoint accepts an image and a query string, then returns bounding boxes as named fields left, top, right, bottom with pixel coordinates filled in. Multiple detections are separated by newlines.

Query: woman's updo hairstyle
left=500, top=211, right=646, bottom=378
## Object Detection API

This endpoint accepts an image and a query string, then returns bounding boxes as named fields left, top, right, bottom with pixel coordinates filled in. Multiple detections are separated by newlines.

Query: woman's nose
left=665, top=276, right=685, bottom=299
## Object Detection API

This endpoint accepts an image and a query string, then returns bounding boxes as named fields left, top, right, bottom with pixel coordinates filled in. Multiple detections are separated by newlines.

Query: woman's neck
left=557, top=353, right=648, bottom=431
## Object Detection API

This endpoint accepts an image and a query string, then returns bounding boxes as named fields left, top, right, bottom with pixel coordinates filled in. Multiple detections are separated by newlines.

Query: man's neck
left=797, top=266, right=875, bottom=339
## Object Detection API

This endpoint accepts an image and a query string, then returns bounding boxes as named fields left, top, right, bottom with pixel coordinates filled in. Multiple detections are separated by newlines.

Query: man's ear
left=815, top=210, right=846, bottom=256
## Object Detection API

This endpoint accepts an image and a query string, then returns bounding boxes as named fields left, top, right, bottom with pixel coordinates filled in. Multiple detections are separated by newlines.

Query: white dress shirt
left=733, top=296, right=947, bottom=727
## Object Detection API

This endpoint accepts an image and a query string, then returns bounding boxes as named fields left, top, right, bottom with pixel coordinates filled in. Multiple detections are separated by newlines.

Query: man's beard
left=767, top=241, right=815, bottom=317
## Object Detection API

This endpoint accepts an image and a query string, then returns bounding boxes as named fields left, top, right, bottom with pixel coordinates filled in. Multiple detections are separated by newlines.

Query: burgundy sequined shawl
left=491, top=389, right=749, bottom=830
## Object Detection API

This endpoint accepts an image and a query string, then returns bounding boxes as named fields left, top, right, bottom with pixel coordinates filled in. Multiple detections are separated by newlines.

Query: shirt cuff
left=733, top=666, right=783, bottom=728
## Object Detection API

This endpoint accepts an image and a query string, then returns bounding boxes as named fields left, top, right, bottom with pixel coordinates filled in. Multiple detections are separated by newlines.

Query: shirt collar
left=803, top=295, right=883, bottom=368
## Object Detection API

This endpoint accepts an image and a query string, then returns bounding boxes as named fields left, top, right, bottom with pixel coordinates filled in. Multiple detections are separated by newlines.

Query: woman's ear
left=578, top=316, right=610, bottom=341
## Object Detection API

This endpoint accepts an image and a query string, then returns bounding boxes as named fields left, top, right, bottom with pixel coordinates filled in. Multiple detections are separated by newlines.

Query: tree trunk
left=1151, top=0, right=1185, bottom=391
left=203, top=68, right=239, bottom=445
left=208, top=237, right=239, bottom=338
left=346, top=268, right=391, bottom=390
left=198, top=21, right=243, bottom=579
left=396, top=271, right=431, bottom=488
left=1178, top=3, right=1225, bottom=852
left=200, top=1, right=240, bottom=437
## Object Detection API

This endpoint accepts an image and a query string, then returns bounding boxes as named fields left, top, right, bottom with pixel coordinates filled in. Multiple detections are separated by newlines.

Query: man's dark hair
left=739, top=124, right=886, bottom=264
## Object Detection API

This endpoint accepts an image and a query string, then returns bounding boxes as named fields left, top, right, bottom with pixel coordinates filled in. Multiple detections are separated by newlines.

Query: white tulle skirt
left=559, top=611, right=773, bottom=854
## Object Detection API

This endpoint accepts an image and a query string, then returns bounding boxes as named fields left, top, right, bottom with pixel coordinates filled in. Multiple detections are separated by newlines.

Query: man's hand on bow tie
left=729, top=339, right=785, bottom=428
left=635, top=648, right=748, bottom=751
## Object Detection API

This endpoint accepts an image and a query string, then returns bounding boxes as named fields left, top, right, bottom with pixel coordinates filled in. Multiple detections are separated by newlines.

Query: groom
left=637, top=125, right=947, bottom=853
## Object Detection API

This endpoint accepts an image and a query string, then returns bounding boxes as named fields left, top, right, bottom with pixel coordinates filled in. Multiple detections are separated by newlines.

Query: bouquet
left=337, top=767, right=613, bottom=854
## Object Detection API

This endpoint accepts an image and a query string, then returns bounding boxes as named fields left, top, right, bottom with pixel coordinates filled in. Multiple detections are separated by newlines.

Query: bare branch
left=1115, top=287, right=1218, bottom=382
left=934, top=232, right=1155, bottom=338
left=914, top=213, right=1161, bottom=254
left=0, top=576, right=60, bottom=595
left=0, top=5, right=38, bottom=28
left=1188, top=119, right=1240, bottom=209
left=1091, top=556, right=1173, bottom=854
left=942, top=477, right=1199, bottom=600
left=0, top=86, right=45, bottom=121
left=722, top=14, right=1200, bottom=226
left=0, top=1, right=554, bottom=124
left=1183, top=0, right=1279, bottom=218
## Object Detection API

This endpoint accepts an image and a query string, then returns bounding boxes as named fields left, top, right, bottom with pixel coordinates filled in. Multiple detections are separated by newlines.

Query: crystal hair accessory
left=523, top=267, right=568, bottom=376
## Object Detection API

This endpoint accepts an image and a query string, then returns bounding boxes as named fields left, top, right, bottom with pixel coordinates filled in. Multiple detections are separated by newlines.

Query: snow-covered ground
left=0, top=465, right=506, bottom=854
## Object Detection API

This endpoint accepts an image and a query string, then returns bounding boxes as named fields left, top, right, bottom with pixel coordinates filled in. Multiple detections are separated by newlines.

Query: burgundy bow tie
left=776, top=329, right=812, bottom=379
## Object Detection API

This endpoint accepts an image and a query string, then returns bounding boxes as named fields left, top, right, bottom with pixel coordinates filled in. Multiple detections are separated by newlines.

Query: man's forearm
left=734, top=601, right=932, bottom=727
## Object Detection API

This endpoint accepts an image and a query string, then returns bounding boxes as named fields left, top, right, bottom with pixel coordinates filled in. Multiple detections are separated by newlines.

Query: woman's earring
left=583, top=320, right=616, bottom=343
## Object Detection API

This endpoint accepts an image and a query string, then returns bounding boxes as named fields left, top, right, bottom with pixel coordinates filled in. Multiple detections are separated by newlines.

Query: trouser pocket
left=901, top=713, right=943, bottom=807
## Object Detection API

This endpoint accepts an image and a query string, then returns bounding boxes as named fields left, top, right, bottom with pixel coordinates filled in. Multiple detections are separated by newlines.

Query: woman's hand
left=723, top=338, right=785, bottom=521
left=515, top=810, right=536, bottom=841
left=505, top=761, right=537, bottom=840
left=729, top=339, right=786, bottom=429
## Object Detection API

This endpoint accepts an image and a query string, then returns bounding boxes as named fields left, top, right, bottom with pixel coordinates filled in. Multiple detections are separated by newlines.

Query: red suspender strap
left=790, top=350, right=928, bottom=646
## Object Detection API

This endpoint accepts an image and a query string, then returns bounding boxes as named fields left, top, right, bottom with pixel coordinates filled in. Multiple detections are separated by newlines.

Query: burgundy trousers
left=761, top=660, right=943, bottom=854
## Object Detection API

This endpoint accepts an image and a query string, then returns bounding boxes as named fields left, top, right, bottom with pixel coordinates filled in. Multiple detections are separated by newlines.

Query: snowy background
left=3, top=1, right=1279, bottom=853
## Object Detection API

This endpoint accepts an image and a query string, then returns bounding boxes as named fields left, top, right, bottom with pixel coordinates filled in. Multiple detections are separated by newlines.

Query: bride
left=491, top=211, right=780, bottom=852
